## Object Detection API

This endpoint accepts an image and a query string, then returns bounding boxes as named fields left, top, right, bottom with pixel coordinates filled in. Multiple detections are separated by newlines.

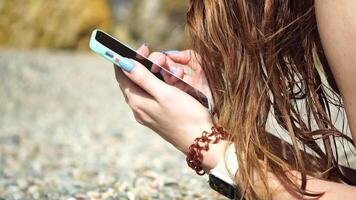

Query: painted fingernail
left=117, top=57, right=135, bottom=72
left=163, top=50, right=179, bottom=55
left=170, top=66, right=178, bottom=74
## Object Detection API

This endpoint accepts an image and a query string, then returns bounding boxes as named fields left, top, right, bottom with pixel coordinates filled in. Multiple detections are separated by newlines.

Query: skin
left=114, top=46, right=225, bottom=171
left=315, top=0, right=356, bottom=142
left=114, top=1, right=356, bottom=199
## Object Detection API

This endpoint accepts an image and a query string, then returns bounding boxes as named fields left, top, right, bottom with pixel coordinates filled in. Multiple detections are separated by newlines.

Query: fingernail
left=163, top=50, right=179, bottom=55
left=170, top=66, right=178, bottom=74
left=117, top=57, right=135, bottom=72
left=139, top=43, right=147, bottom=49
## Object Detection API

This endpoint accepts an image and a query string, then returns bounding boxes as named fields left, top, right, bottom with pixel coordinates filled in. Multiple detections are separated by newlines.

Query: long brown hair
left=186, top=0, right=354, bottom=199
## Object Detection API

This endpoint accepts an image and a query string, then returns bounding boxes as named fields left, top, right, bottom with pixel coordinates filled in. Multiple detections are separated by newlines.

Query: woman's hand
left=114, top=45, right=225, bottom=170
left=114, top=45, right=212, bottom=151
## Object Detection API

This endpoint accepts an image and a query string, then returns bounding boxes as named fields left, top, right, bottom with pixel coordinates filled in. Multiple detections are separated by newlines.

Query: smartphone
left=89, top=29, right=211, bottom=112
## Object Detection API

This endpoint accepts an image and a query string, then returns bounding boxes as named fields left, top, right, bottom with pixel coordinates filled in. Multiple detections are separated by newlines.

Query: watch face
left=209, top=174, right=241, bottom=199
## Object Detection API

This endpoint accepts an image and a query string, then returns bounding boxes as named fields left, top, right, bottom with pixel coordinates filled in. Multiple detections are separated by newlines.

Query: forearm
left=200, top=142, right=356, bottom=199
left=261, top=170, right=356, bottom=200
left=175, top=123, right=356, bottom=199
left=315, top=0, right=356, bottom=145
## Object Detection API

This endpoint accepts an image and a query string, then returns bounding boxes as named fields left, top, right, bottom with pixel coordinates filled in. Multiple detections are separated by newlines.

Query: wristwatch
left=208, top=143, right=242, bottom=199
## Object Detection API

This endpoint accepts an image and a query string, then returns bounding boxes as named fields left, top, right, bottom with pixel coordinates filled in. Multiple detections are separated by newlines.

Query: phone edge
left=88, top=29, right=212, bottom=113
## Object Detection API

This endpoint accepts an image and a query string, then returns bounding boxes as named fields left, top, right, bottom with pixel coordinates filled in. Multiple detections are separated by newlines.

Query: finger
left=151, top=63, right=161, bottom=73
left=155, top=54, right=195, bottom=88
left=117, top=43, right=150, bottom=85
left=114, top=43, right=150, bottom=93
left=136, top=45, right=161, bottom=74
left=117, top=55, right=169, bottom=100
left=160, top=68, right=183, bottom=85
left=163, top=56, right=193, bottom=85
left=165, top=56, right=185, bottom=76
left=114, top=44, right=159, bottom=110
left=114, top=65, right=142, bottom=98
left=136, top=44, right=150, bottom=57
left=147, top=52, right=184, bottom=85
left=167, top=67, right=185, bottom=85
left=150, top=52, right=166, bottom=73
left=147, top=52, right=173, bottom=83
left=147, top=51, right=175, bottom=82
left=164, top=50, right=201, bottom=71
left=114, top=66, right=157, bottom=110
left=149, top=52, right=182, bottom=76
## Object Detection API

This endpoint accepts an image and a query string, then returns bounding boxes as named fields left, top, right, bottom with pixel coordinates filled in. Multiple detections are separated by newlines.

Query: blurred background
left=0, top=0, right=226, bottom=199
left=0, top=0, right=189, bottom=50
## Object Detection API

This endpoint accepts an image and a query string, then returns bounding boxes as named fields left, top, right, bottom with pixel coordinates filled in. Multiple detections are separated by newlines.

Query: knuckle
left=159, top=91, right=172, bottom=103
left=128, top=100, right=141, bottom=112
left=114, top=67, right=123, bottom=82
left=127, top=98, right=137, bottom=110
left=126, top=96, right=144, bottom=114
left=148, top=52, right=165, bottom=64
left=134, top=71, right=147, bottom=86
left=132, top=110, right=149, bottom=125
left=133, top=114, right=144, bottom=125
left=149, top=52, right=164, bottom=59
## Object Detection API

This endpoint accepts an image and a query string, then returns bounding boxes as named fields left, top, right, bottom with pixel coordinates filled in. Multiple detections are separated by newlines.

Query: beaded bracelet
left=186, top=126, right=229, bottom=175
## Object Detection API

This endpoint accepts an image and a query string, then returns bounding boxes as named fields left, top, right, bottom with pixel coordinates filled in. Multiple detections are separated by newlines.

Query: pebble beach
left=0, top=49, right=226, bottom=200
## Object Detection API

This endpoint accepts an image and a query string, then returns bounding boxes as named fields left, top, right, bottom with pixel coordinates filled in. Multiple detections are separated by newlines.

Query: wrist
left=185, top=124, right=230, bottom=175
left=175, top=122, right=215, bottom=155
left=201, top=140, right=229, bottom=171
left=184, top=125, right=240, bottom=199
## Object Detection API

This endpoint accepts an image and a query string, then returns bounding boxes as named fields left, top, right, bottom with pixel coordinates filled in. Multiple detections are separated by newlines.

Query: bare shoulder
left=315, top=0, right=356, bottom=144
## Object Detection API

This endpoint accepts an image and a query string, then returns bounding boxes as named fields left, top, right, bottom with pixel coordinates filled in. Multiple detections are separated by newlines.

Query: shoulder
left=315, top=0, right=356, bottom=144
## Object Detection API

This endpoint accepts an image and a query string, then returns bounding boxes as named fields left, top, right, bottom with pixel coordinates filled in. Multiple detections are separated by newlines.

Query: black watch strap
left=209, top=173, right=242, bottom=199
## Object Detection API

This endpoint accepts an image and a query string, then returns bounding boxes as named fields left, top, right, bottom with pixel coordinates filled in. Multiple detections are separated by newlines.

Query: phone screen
left=95, top=30, right=210, bottom=110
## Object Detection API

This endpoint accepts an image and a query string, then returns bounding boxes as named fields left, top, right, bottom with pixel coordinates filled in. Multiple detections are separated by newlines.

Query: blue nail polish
left=163, top=50, right=179, bottom=55
left=117, top=57, right=135, bottom=72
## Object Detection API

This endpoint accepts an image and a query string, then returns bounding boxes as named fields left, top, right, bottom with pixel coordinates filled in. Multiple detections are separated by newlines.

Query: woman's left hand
left=113, top=44, right=215, bottom=156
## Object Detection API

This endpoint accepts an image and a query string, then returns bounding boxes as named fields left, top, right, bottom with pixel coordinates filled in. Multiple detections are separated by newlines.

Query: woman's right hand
left=115, top=46, right=225, bottom=170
